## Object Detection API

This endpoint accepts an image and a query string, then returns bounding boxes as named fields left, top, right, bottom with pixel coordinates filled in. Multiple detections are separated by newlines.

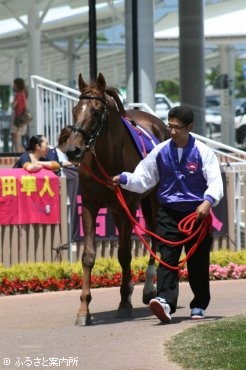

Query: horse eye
left=93, top=110, right=101, bottom=117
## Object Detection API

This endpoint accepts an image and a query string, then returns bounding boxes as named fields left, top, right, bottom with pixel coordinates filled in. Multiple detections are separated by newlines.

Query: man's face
left=167, top=118, right=192, bottom=147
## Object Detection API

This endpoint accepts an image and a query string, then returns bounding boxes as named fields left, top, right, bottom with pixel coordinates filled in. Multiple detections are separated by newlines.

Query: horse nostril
left=67, top=147, right=82, bottom=163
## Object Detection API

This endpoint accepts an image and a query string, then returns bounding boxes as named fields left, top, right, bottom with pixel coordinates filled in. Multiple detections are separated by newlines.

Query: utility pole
left=89, top=0, right=97, bottom=81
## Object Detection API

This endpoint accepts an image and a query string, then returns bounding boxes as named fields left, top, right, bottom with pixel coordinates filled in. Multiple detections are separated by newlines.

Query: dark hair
left=168, top=106, right=194, bottom=126
left=14, top=78, right=28, bottom=98
left=14, top=78, right=25, bottom=92
left=26, top=135, right=44, bottom=152
left=57, top=125, right=73, bottom=147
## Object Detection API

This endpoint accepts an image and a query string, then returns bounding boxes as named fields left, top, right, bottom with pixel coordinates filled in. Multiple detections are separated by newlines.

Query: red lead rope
left=82, top=158, right=212, bottom=271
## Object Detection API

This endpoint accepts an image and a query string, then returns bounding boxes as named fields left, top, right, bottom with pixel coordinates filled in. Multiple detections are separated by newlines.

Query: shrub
left=0, top=251, right=245, bottom=296
left=210, top=250, right=246, bottom=266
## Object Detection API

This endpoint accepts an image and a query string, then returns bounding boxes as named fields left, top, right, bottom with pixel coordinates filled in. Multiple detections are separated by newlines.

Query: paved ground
left=0, top=280, right=245, bottom=370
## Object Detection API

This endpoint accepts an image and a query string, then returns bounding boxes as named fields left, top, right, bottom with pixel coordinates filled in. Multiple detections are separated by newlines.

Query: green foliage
left=92, top=258, right=121, bottom=276
left=156, top=80, right=180, bottom=102
left=0, top=261, right=82, bottom=282
left=235, top=59, right=246, bottom=97
left=210, top=250, right=246, bottom=266
left=205, top=60, right=246, bottom=97
left=131, top=256, right=150, bottom=271
left=97, top=32, right=107, bottom=42
left=205, top=65, right=221, bottom=89
left=166, top=315, right=246, bottom=369
left=0, top=251, right=245, bottom=283
left=0, top=85, right=11, bottom=111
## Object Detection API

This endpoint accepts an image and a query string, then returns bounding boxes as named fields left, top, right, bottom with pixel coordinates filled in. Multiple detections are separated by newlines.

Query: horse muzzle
left=66, top=147, right=84, bottom=163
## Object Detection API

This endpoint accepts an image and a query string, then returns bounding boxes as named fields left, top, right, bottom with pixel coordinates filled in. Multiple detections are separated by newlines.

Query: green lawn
left=165, top=315, right=246, bottom=370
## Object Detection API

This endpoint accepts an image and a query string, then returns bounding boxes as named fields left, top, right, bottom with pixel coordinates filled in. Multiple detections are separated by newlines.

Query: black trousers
left=156, top=205, right=212, bottom=314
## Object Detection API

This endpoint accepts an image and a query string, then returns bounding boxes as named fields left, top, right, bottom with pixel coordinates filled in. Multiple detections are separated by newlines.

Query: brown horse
left=67, top=73, right=169, bottom=326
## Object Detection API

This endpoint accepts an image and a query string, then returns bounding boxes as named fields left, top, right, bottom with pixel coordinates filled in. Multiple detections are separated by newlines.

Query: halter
left=72, top=94, right=108, bottom=152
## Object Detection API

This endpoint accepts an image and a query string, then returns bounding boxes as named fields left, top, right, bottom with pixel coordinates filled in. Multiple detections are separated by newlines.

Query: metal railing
left=31, top=75, right=80, bottom=147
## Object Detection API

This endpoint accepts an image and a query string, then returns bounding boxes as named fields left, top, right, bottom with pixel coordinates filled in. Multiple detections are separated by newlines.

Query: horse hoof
left=116, top=307, right=132, bottom=318
left=142, top=291, right=157, bottom=305
left=75, top=314, right=92, bottom=326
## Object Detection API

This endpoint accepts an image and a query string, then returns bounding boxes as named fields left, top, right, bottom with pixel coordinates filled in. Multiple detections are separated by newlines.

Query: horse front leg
left=113, top=212, right=134, bottom=318
left=75, top=204, right=99, bottom=326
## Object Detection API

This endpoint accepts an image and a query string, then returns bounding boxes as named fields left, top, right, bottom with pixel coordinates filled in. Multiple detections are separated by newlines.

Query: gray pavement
left=0, top=279, right=245, bottom=370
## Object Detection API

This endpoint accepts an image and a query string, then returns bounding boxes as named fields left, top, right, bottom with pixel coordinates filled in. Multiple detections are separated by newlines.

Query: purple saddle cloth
left=121, top=116, right=160, bottom=159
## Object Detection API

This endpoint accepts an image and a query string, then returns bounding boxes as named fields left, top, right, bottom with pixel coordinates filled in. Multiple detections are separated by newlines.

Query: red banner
left=0, top=169, right=60, bottom=225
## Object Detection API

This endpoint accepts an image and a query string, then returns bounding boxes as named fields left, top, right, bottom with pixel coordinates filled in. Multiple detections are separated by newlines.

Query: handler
left=111, top=106, right=223, bottom=323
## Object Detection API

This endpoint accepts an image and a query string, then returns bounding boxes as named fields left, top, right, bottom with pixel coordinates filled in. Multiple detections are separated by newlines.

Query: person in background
left=11, top=78, right=30, bottom=153
left=111, top=106, right=223, bottom=323
left=46, top=125, right=81, bottom=254
left=14, top=134, right=60, bottom=173
left=47, top=125, right=78, bottom=175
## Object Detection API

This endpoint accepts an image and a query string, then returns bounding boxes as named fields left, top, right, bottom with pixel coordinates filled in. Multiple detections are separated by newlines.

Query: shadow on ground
left=84, top=305, right=225, bottom=326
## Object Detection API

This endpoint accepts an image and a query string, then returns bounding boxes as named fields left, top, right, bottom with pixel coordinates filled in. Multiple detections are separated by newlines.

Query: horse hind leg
left=117, top=279, right=134, bottom=318
left=143, top=253, right=157, bottom=304
left=140, top=197, right=157, bottom=304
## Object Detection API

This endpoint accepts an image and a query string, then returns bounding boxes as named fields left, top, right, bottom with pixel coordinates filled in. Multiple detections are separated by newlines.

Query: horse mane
left=105, top=86, right=127, bottom=117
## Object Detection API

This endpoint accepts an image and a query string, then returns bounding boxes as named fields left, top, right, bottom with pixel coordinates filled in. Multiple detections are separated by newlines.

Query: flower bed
left=0, top=262, right=245, bottom=296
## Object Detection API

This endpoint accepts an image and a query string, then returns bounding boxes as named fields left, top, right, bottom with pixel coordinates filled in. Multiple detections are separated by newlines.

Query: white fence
left=31, top=75, right=246, bottom=252
left=31, top=75, right=79, bottom=147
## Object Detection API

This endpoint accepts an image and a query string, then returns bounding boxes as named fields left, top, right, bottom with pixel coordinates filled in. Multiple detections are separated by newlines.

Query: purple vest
left=156, top=135, right=207, bottom=211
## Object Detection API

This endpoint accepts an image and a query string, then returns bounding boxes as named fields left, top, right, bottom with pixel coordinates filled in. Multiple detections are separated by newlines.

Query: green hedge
left=0, top=250, right=245, bottom=282
left=210, top=250, right=246, bottom=266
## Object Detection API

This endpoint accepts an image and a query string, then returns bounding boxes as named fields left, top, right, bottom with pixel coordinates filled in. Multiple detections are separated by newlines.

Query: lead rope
left=82, top=157, right=212, bottom=271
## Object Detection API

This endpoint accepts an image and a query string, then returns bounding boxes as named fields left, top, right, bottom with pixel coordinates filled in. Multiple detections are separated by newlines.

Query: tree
left=205, top=61, right=246, bottom=97
left=0, top=85, right=11, bottom=112
left=235, top=60, right=246, bottom=97
left=205, top=65, right=220, bottom=89
left=156, top=80, right=180, bottom=102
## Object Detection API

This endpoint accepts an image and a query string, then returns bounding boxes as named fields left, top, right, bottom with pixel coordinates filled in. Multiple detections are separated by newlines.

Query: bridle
left=72, top=95, right=108, bottom=152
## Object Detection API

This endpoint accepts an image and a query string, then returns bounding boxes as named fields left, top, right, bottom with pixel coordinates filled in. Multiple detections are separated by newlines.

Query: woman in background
left=14, top=134, right=60, bottom=173
left=47, top=125, right=78, bottom=174
left=11, top=78, right=30, bottom=153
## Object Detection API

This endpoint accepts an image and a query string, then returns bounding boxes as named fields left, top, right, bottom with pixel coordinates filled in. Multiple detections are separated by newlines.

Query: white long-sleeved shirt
left=119, top=135, right=223, bottom=211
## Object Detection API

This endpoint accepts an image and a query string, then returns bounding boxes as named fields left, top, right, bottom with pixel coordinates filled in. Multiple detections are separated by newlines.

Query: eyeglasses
left=166, top=123, right=187, bottom=131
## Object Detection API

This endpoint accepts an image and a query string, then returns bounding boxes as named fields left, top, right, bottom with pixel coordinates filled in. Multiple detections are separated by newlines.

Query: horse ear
left=78, top=73, right=88, bottom=92
left=96, top=73, right=106, bottom=91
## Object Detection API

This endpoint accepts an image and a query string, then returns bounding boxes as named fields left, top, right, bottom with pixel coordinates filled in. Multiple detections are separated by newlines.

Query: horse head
left=67, top=73, right=109, bottom=162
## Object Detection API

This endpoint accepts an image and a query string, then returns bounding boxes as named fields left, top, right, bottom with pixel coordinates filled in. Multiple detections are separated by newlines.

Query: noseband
left=72, top=95, right=108, bottom=152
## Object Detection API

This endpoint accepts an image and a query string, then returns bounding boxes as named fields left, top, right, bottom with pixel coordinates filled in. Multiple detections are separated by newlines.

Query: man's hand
left=107, top=175, right=120, bottom=190
left=112, top=175, right=120, bottom=186
left=196, top=200, right=212, bottom=219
